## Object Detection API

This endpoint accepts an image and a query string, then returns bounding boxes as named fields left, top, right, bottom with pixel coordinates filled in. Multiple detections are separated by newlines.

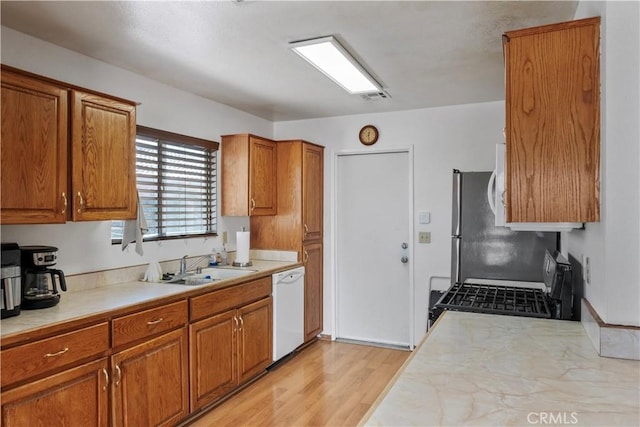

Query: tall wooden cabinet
left=0, top=65, right=137, bottom=224
left=503, top=17, right=600, bottom=223
left=251, top=140, right=324, bottom=343
left=221, top=134, right=277, bottom=216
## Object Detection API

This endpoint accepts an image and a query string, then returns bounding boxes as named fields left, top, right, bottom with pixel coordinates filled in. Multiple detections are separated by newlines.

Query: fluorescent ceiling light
left=290, top=36, right=382, bottom=94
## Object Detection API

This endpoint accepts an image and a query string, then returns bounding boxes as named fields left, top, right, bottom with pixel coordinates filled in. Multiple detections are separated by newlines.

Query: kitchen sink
left=163, top=267, right=257, bottom=286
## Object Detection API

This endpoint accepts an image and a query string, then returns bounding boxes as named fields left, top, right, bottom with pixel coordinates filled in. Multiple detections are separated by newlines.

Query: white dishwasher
left=272, top=266, right=305, bottom=362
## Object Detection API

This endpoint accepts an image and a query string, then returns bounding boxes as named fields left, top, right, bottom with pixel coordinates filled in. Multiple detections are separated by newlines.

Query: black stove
left=434, top=282, right=552, bottom=319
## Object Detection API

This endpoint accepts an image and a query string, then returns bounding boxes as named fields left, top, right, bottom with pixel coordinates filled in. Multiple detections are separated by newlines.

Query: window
left=111, top=126, right=218, bottom=242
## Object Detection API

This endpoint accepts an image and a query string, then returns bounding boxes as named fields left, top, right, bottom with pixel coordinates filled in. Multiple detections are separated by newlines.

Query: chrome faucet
left=179, top=255, right=188, bottom=275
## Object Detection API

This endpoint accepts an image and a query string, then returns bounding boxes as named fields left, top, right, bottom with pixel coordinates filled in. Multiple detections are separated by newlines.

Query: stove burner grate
left=436, top=282, right=552, bottom=318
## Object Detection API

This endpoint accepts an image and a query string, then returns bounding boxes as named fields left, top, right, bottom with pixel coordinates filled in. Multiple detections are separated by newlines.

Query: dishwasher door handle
left=277, top=272, right=305, bottom=284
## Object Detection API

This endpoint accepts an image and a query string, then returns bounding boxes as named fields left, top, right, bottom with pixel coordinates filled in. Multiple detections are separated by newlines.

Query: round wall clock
left=359, top=125, right=379, bottom=145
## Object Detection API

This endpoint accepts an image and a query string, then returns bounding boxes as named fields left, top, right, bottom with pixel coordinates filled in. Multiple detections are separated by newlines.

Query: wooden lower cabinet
left=303, top=242, right=323, bottom=342
left=237, top=297, right=273, bottom=383
left=1, top=358, right=109, bottom=427
left=111, top=327, right=189, bottom=427
left=189, top=309, right=237, bottom=410
left=189, top=297, right=272, bottom=412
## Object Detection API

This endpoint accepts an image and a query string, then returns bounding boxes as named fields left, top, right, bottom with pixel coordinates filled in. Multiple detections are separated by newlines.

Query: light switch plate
left=419, top=211, right=431, bottom=224
left=418, top=231, right=431, bottom=244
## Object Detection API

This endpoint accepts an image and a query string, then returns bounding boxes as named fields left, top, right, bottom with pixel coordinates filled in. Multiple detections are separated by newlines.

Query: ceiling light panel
left=290, top=36, right=381, bottom=94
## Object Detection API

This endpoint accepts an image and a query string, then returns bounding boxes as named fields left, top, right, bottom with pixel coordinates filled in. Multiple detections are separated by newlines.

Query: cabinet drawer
left=1, top=322, right=109, bottom=388
left=112, top=300, right=188, bottom=348
left=190, top=277, right=272, bottom=322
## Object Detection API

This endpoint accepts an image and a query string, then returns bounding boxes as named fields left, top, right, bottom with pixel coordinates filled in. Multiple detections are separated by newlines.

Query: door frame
left=331, top=146, right=415, bottom=349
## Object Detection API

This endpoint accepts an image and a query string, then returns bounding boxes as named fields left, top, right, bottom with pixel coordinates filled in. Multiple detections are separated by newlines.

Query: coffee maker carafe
left=21, top=246, right=67, bottom=309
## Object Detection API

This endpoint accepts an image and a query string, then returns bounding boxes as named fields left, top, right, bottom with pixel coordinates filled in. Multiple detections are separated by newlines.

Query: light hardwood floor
left=187, top=340, right=410, bottom=427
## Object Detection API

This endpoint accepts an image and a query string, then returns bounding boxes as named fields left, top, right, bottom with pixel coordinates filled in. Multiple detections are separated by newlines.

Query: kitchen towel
left=121, top=192, right=148, bottom=256
left=236, top=231, right=250, bottom=264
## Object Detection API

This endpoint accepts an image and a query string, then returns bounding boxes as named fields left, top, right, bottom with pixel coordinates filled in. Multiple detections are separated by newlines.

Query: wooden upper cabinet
left=221, top=134, right=277, bottom=216
left=302, top=143, right=324, bottom=242
left=0, top=66, right=137, bottom=224
left=0, top=69, right=69, bottom=224
left=504, top=17, right=600, bottom=223
left=71, top=90, right=137, bottom=221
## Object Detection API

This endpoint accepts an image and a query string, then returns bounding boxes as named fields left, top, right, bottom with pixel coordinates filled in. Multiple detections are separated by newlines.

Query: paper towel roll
left=235, top=231, right=251, bottom=265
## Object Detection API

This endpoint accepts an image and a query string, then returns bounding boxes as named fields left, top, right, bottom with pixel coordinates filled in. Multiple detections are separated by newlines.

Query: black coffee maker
left=21, top=246, right=67, bottom=309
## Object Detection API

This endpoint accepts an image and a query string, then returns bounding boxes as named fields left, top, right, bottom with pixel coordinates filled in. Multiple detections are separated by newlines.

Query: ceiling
left=1, top=1, right=578, bottom=121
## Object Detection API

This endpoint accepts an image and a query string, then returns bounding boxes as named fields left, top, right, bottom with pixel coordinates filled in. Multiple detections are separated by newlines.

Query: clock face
left=359, top=125, right=379, bottom=145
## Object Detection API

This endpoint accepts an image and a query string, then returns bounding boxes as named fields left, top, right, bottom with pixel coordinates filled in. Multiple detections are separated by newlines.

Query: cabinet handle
left=250, top=198, right=256, bottom=211
left=233, top=316, right=239, bottom=332
left=101, top=368, right=109, bottom=391
left=114, top=364, right=122, bottom=387
left=146, top=318, right=164, bottom=326
left=304, top=224, right=309, bottom=237
left=61, top=192, right=67, bottom=214
left=239, top=316, right=244, bottom=331
left=303, top=250, right=309, bottom=263
left=77, top=192, right=84, bottom=213
left=44, top=347, right=69, bottom=358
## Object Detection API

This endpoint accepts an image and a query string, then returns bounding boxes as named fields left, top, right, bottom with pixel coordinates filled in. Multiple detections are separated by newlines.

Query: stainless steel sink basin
left=163, top=267, right=257, bottom=286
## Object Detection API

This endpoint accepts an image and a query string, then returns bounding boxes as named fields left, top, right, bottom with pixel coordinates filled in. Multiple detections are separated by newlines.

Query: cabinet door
left=1, top=358, right=109, bottom=427
left=111, top=328, right=188, bottom=427
left=71, top=90, right=137, bottom=221
left=302, top=143, right=324, bottom=242
left=0, top=69, right=68, bottom=224
left=303, top=242, right=323, bottom=342
left=237, top=297, right=272, bottom=384
left=189, top=310, right=237, bottom=411
left=249, top=136, right=277, bottom=216
left=504, top=18, right=600, bottom=223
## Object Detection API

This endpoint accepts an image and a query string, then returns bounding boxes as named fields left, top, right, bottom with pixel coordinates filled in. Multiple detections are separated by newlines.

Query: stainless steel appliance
left=21, top=245, right=67, bottom=309
left=450, top=169, right=558, bottom=284
left=1, top=243, right=22, bottom=318
left=428, top=170, right=573, bottom=326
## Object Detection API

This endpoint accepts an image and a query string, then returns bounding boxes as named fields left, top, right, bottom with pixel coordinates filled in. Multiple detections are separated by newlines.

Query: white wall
left=274, top=102, right=503, bottom=343
left=0, top=27, right=273, bottom=275
left=566, top=1, right=640, bottom=326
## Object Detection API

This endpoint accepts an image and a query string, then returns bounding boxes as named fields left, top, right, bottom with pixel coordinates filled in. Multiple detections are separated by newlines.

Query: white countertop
left=0, top=260, right=297, bottom=340
left=362, top=311, right=640, bottom=426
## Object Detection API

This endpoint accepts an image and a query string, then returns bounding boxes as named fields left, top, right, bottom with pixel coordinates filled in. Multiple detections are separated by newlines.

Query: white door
left=335, top=149, right=413, bottom=348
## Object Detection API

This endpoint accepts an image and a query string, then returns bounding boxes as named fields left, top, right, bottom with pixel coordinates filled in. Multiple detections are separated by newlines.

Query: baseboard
left=582, top=299, right=640, bottom=360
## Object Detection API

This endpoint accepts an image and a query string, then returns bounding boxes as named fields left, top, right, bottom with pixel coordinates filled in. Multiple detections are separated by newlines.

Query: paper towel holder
left=233, top=227, right=252, bottom=267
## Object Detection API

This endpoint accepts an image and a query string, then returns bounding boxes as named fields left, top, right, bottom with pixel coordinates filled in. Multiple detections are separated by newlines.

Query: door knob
left=401, top=256, right=409, bottom=264
left=401, top=242, right=408, bottom=249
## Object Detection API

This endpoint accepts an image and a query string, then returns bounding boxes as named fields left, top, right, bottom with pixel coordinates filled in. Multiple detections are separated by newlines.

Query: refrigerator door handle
left=487, top=170, right=497, bottom=215
left=451, top=236, right=461, bottom=285
left=452, top=170, right=461, bottom=236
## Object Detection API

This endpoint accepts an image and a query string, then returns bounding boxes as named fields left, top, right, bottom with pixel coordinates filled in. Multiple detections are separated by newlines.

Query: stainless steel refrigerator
left=451, top=169, right=558, bottom=285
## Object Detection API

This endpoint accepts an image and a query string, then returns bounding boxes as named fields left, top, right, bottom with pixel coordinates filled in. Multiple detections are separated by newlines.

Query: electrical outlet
left=582, top=254, right=591, bottom=286
left=222, top=231, right=228, bottom=245
left=418, top=231, right=431, bottom=244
